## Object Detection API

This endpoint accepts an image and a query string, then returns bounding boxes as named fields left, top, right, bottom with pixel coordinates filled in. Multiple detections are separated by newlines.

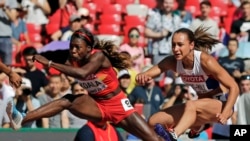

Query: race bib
left=77, top=74, right=107, bottom=94
left=121, top=98, right=134, bottom=111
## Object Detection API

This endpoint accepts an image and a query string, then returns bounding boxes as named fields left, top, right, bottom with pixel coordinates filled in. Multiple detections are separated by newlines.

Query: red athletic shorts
left=95, top=91, right=136, bottom=124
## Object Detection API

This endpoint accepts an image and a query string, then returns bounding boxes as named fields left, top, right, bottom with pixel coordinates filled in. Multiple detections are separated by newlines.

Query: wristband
left=48, top=60, right=52, bottom=67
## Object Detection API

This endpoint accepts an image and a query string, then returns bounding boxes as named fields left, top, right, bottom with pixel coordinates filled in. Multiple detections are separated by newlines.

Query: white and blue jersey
left=176, top=50, right=227, bottom=101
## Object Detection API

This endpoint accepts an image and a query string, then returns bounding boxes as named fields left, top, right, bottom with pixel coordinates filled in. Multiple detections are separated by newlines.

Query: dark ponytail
left=193, top=26, right=221, bottom=53
left=94, top=40, right=131, bottom=70
left=71, top=28, right=131, bottom=70
left=174, top=26, right=221, bottom=53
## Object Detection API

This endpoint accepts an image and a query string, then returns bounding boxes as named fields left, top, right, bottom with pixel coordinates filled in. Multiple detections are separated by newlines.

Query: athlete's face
left=172, top=33, right=194, bottom=60
left=69, top=37, right=91, bottom=61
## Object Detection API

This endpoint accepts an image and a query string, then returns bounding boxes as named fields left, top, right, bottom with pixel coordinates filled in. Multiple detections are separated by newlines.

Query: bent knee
left=148, top=112, right=171, bottom=127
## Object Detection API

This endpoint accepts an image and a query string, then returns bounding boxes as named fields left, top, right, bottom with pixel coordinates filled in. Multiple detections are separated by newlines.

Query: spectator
left=15, top=77, right=41, bottom=128
left=162, top=84, right=191, bottom=109
left=119, top=27, right=145, bottom=73
left=60, top=73, right=73, bottom=96
left=162, top=77, right=196, bottom=109
left=37, top=75, right=68, bottom=128
left=50, top=7, right=89, bottom=41
left=162, top=76, right=173, bottom=97
left=232, top=0, right=245, bottom=21
left=128, top=65, right=165, bottom=120
left=173, top=0, right=193, bottom=28
left=145, top=0, right=180, bottom=83
left=0, top=0, right=18, bottom=65
left=59, top=0, right=83, bottom=10
left=119, top=51, right=138, bottom=95
left=0, top=72, right=15, bottom=128
left=218, top=38, right=245, bottom=82
left=74, top=121, right=124, bottom=141
left=0, top=95, right=10, bottom=128
left=230, top=1, right=250, bottom=42
left=78, top=8, right=92, bottom=28
left=190, top=1, right=219, bottom=38
left=237, top=75, right=250, bottom=124
left=11, top=4, right=30, bottom=50
left=118, top=69, right=131, bottom=95
left=21, top=0, right=51, bottom=44
left=239, top=74, right=250, bottom=94
left=60, top=14, right=81, bottom=41
left=22, top=47, right=48, bottom=98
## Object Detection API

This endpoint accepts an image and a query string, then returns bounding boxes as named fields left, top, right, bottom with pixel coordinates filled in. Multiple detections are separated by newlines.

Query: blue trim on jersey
left=205, top=77, right=219, bottom=89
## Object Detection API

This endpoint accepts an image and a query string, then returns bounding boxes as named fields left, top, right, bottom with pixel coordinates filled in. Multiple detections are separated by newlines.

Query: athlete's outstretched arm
left=33, top=52, right=106, bottom=80
left=136, top=56, right=176, bottom=85
left=201, top=53, right=239, bottom=124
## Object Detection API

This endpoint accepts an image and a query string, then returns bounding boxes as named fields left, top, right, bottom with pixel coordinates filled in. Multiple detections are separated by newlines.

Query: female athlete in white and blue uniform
left=136, top=26, right=239, bottom=141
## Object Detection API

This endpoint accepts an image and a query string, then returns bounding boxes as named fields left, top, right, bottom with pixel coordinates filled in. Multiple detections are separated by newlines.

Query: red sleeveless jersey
left=72, top=49, right=119, bottom=97
left=87, top=121, right=119, bottom=141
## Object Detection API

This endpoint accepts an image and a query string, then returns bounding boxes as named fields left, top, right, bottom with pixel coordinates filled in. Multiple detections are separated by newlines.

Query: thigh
left=149, top=103, right=186, bottom=128
left=193, top=98, right=224, bottom=125
left=66, top=94, right=103, bottom=122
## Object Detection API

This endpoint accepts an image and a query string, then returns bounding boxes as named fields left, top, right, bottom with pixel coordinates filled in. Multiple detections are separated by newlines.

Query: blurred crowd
left=1, top=0, right=250, bottom=140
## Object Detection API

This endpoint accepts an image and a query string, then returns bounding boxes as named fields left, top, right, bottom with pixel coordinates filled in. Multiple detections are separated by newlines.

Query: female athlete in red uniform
left=7, top=28, right=164, bottom=141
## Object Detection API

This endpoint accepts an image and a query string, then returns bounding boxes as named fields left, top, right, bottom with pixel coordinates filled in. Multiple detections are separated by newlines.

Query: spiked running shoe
left=154, top=123, right=178, bottom=141
left=188, top=124, right=211, bottom=139
left=188, top=129, right=200, bottom=138
left=6, top=98, right=23, bottom=130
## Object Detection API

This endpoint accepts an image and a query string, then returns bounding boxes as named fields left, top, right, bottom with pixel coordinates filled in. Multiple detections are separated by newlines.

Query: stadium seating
left=98, top=24, right=122, bottom=35
left=185, top=5, right=200, bottom=17
left=101, top=3, right=125, bottom=15
left=82, top=2, right=101, bottom=13
left=92, top=0, right=116, bottom=9
left=84, top=23, right=95, bottom=33
left=96, top=34, right=123, bottom=46
left=115, top=0, right=135, bottom=9
left=126, top=4, right=149, bottom=17
left=26, top=23, right=41, bottom=35
left=185, top=0, right=200, bottom=7
left=139, top=0, right=157, bottom=8
left=124, top=15, right=146, bottom=26
left=100, top=14, right=123, bottom=25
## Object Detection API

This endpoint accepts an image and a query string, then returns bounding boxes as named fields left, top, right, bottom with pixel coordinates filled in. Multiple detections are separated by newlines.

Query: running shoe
left=188, top=124, right=211, bottom=139
left=188, top=129, right=200, bottom=138
left=154, top=123, right=178, bottom=141
left=6, top=98, right=23, bottom=130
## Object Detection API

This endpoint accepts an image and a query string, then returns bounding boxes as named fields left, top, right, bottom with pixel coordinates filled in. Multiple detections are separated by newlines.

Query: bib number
left=121, top=98, right=133, bottom=111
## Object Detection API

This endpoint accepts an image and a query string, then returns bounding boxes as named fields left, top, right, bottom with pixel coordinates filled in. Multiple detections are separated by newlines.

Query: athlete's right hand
left=135, top=73, right=153, bottom=86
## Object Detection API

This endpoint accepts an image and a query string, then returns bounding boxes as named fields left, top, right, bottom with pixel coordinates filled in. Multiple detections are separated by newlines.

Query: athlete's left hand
left=216, top=109, right=232, bottom=124
left=33, top=55, right=49, bottom=66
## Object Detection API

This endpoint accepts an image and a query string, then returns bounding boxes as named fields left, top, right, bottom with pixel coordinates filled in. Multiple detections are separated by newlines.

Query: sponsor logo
left=180, top=75, right=205, bottom=83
